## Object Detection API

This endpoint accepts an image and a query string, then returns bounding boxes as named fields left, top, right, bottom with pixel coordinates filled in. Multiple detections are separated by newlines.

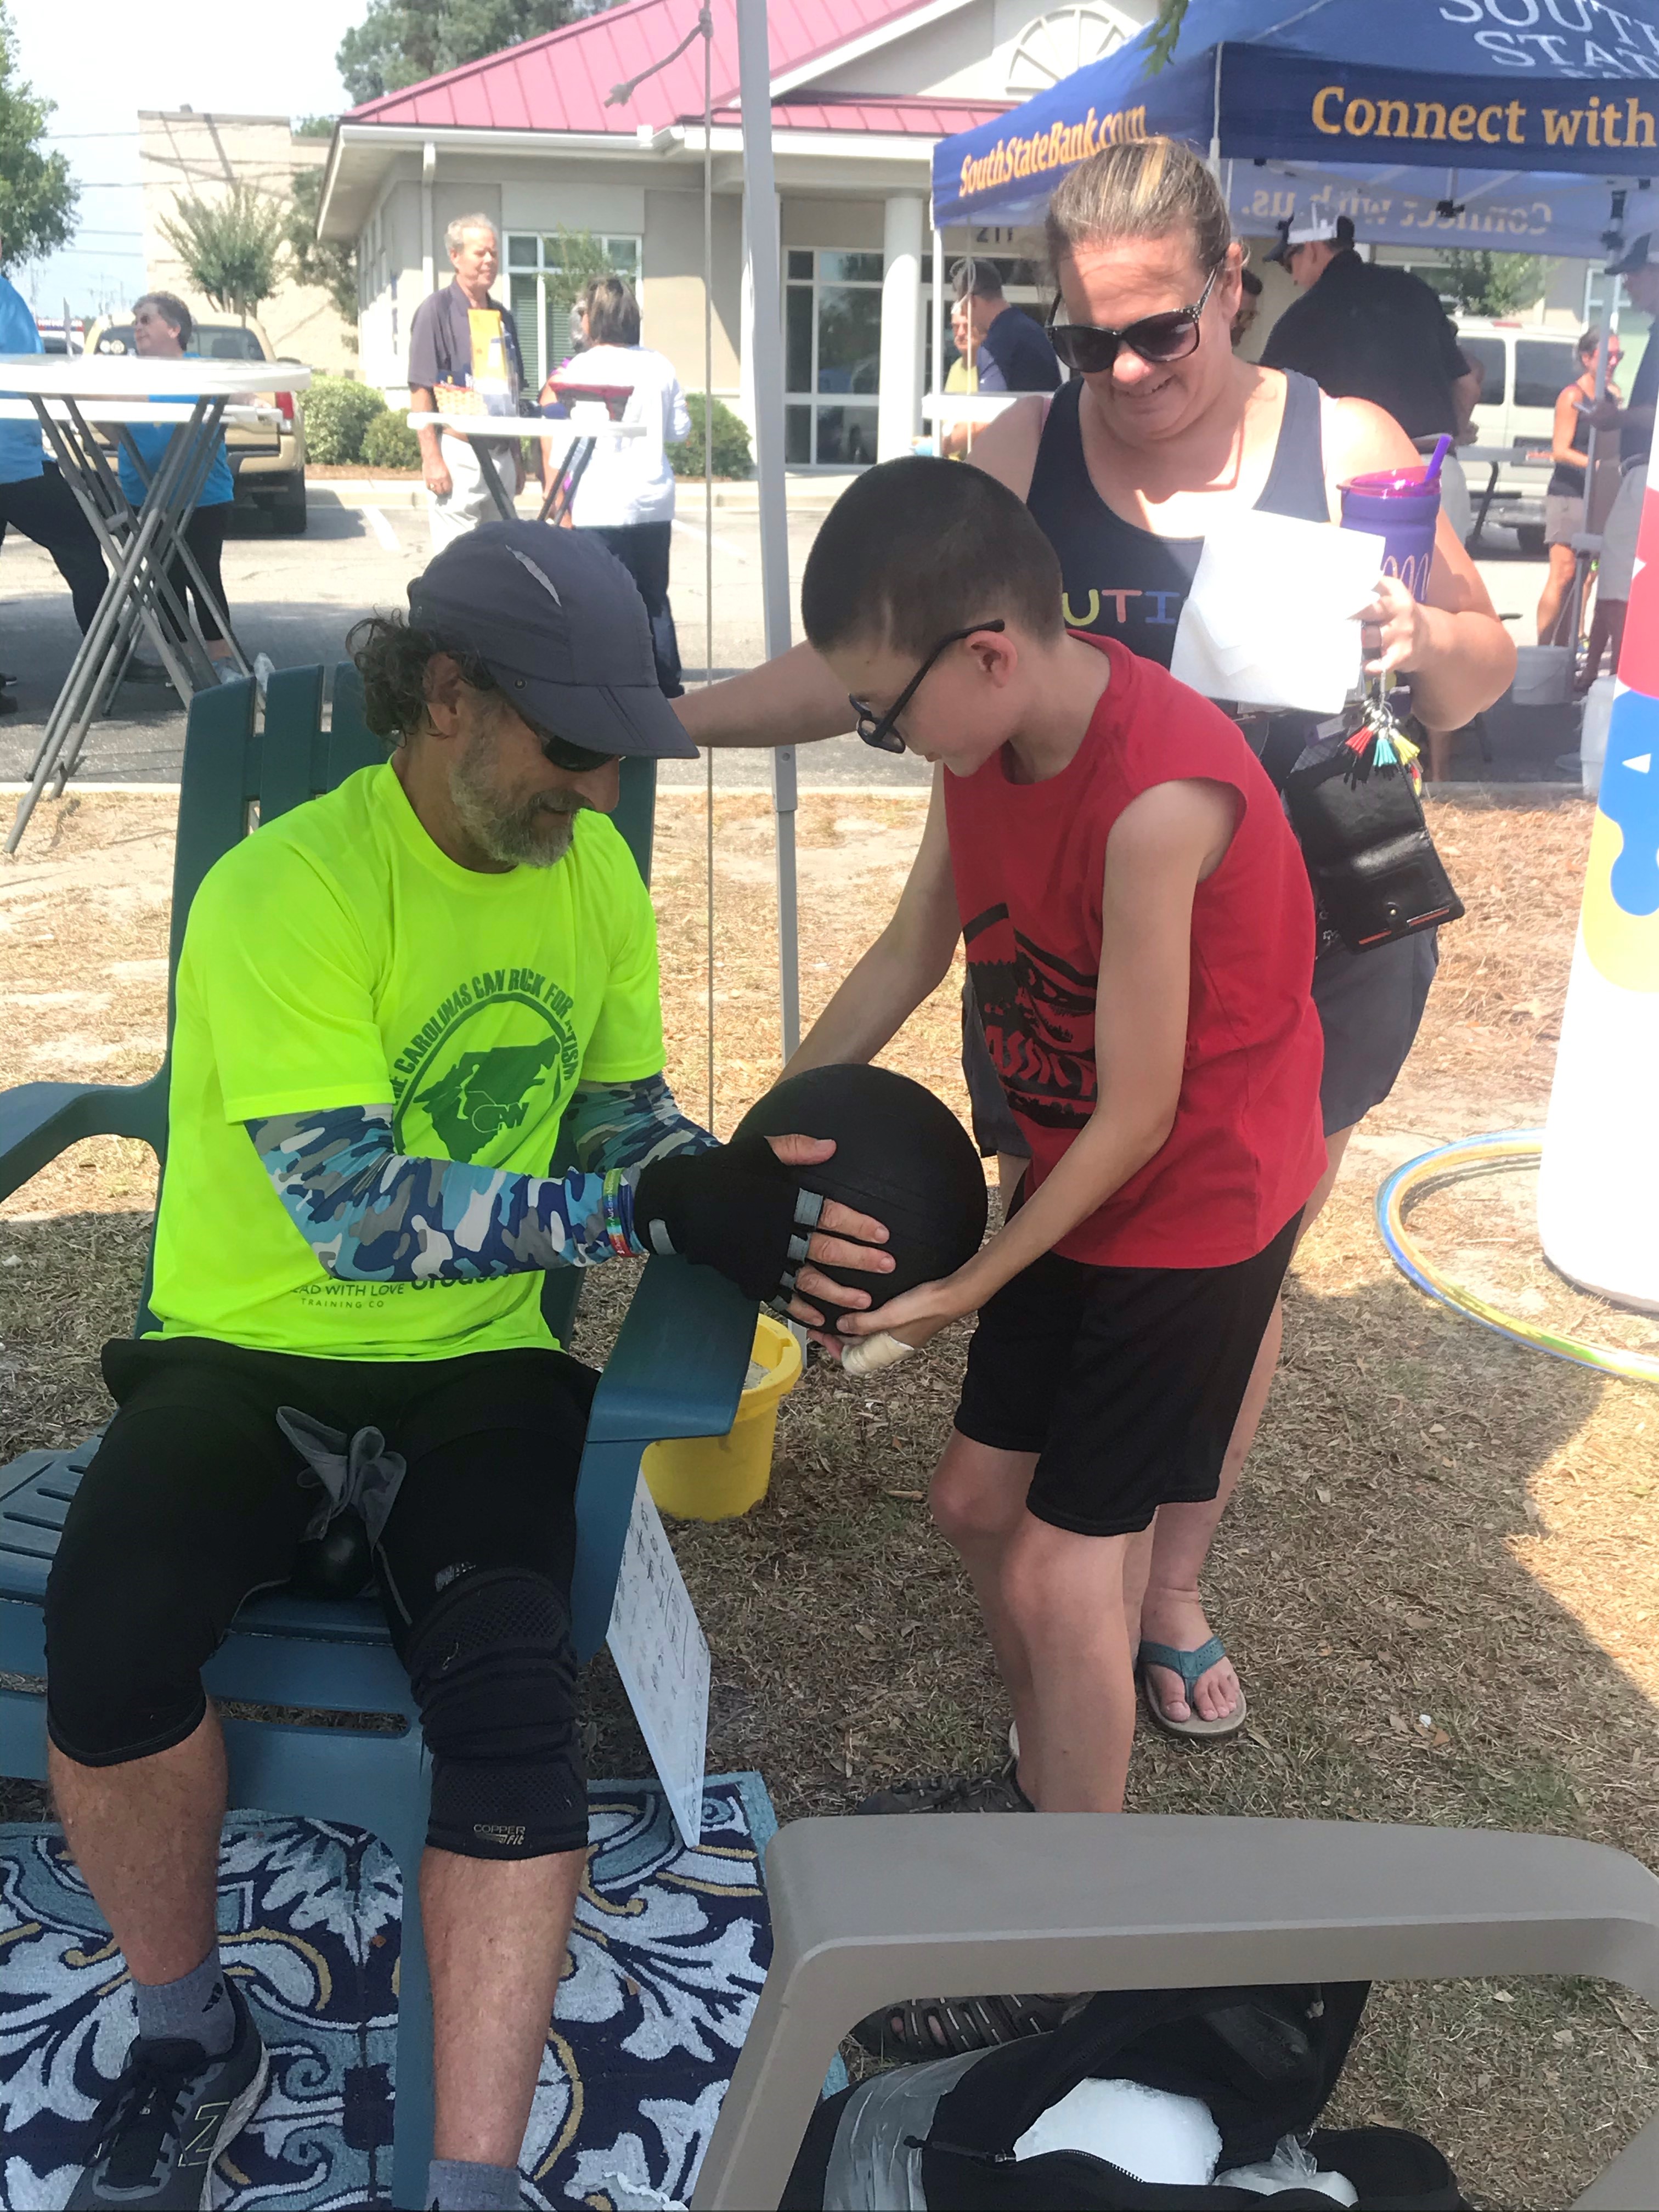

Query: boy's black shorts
left=953, top=1212, right=1301, bottom=1537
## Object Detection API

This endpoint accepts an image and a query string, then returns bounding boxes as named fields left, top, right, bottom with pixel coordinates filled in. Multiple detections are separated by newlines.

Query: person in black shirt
left=953, top=257, right=1063, bottom=395
left=1260, top=213, right=1480, bottom=443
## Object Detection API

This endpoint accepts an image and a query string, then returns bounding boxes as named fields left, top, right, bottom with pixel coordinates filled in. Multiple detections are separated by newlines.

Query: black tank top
left=1026, top=369, right=1330, bottom=672
left=1548, top=390, right=1590, bottom=500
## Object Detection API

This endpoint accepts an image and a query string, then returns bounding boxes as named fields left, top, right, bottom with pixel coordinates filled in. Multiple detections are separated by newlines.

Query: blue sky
left=10, top=0, right=356, bottom=315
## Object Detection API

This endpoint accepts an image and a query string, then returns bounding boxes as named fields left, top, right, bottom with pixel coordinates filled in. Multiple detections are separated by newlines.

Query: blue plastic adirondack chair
left=0, top=667, right=754, bottom=2207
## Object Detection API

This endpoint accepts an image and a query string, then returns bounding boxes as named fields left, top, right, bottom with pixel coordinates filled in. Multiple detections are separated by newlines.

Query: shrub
left=361, top=408, right=423, bottom=470
left=668, top=392, right=753, bottom=479
left=301, top=375, right=386, bottom=465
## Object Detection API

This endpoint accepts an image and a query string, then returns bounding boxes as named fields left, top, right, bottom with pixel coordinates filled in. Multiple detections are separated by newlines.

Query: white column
left=421, top=141, right=436, bottom=298
left=877, top=192, right=924, bottom=462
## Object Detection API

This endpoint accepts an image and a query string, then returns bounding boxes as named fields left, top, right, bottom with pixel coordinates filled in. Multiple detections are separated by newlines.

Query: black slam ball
left=729, top=1063, right=988, bottom=1307
left=287, top=1509, right=374, bottom=1600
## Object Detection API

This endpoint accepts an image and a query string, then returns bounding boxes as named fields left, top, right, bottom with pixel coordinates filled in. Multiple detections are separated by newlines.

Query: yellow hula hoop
left=1375, top=1128, right=1659, bottom=1387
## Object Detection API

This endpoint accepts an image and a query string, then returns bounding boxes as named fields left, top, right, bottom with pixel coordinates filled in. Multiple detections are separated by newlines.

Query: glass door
left=785, top=249, right=883, bottom=465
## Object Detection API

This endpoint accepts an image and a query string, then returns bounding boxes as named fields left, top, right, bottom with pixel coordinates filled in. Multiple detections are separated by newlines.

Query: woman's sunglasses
left=1047, top=262, right=1223, bottom=376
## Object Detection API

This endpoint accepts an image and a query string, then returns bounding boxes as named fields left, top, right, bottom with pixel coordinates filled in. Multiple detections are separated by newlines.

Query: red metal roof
left=343, top=0, right=1012, bottom=137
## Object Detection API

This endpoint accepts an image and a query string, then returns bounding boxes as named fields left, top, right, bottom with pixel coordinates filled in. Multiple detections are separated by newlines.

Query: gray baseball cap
left=407, top=520, right=697, bottom=759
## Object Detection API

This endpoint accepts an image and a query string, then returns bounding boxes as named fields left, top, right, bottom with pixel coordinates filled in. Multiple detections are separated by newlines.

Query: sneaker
left=69, top=1976, right=268, bottom=2208
left=856, top=1758, right=1033, bottom=1816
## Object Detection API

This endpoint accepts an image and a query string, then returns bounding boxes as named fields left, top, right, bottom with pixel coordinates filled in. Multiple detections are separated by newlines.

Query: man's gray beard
left=451, top=736, right=579, bottom=867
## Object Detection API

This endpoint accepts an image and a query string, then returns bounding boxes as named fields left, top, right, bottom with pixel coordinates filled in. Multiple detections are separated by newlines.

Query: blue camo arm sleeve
left=248, top=1103, right=645, bottom=1282
left=562, top=1074, right=716, bottom=1174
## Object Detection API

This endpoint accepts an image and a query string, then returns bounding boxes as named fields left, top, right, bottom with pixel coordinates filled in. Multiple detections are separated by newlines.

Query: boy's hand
left=817, top=1272, right=974, bottom=1364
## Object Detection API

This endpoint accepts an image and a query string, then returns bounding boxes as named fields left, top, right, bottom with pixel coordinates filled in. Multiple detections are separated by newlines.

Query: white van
left=1453, top=318, right=1589, bottom=554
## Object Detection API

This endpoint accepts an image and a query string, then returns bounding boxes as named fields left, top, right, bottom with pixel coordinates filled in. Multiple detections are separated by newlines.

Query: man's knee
left=407, top=1567, right=587, bottom=1861
left=44, top=1533, right=207, bottom=1767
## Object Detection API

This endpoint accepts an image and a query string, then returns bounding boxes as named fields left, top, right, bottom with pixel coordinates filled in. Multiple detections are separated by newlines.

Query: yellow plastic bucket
left=642, top=1314, right=803, bottom=1521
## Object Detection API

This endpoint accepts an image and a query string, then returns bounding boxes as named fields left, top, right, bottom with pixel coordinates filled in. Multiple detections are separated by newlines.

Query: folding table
left=0, top=353, right=311, bottom=854
left=406, top=408, right=644, bottom=527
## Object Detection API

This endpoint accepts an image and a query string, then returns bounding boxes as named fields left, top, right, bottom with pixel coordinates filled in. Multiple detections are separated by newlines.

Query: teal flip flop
left=1137, top=1636, right=1248, bottom=1742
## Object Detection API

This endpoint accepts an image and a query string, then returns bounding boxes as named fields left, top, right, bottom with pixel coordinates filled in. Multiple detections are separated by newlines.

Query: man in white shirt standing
left=409, top=216, right=527, bottom=551
left=543, top=277, right=690, bottom=695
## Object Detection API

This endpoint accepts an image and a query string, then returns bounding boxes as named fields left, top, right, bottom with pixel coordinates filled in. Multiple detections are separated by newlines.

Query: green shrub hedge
left=360, top=409, right=423, bottom=470
left=300, top=376, right=386, bottom=465
left=668, top=392, right=753, bottom=479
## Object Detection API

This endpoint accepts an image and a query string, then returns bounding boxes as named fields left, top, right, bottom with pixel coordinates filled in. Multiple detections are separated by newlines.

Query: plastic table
left=407, top=409, right=644, bottom=527
left=0, top=353, right=311, bottom=853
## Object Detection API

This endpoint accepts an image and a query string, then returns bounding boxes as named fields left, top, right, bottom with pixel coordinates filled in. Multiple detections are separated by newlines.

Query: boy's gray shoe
left=69, top=1977, right=268, bottom=2208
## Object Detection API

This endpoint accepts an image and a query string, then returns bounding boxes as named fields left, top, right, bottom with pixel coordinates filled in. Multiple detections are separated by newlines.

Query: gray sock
left=426, top=2158, right=522, bottom=2210
left=132, top=1950, right=234, bottom=2057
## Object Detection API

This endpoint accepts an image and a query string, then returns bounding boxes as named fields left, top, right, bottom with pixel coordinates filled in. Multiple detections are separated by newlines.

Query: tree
left=159, top=182, right=287, bottom=322
left=1146, top=0, right=1190, bottom=71
left=1435, top=250, right=1551, bottom=319
left=337, top=0, right=607, bottom=105
left=285, top=165, right=359, bottom=340
left=0, top=7, right=76, bottom=270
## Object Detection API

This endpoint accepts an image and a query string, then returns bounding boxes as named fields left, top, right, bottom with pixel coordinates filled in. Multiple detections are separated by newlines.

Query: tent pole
left=930, top=216, right=945, bottom=454
left=1208, top=45, right=1223, bottom=174
left=736, top=0, right=800, bottom=1063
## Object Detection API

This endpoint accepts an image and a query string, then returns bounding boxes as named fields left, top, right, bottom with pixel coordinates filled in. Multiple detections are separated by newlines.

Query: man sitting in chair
left=44, top=521, right=891, bottom=2212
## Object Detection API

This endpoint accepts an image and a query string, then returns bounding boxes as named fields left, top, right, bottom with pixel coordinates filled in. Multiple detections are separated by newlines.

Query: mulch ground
left=2, top=785, right=1656, bottom=2206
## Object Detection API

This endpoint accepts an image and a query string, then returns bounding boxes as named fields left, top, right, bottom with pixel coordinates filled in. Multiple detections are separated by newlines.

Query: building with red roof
left=319, top=2, right=1145, bottom=464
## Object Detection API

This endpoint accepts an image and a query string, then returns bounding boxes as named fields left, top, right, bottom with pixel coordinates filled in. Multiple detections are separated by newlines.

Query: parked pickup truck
left=81, top=313, right=307, bottom=534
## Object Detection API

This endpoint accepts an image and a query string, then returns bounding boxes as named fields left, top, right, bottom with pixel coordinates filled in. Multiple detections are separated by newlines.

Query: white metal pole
left=736, top=0, right=800, bottom=1061
left=930, top=218, right=945, bottom=454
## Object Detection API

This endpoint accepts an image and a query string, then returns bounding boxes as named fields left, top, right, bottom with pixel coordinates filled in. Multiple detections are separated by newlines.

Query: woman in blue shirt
left=124, top=292, right=236, bottom=677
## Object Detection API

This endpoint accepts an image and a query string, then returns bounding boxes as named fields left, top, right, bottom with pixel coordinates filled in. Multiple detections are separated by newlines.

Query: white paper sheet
left=606, top=1472, right=710, bottom=1849
left=1169, top=511, right=1386, bottom=716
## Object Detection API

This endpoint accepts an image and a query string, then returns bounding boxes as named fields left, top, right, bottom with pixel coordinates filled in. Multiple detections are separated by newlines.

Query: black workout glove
left=633, top=1147, right=826, bottom=1307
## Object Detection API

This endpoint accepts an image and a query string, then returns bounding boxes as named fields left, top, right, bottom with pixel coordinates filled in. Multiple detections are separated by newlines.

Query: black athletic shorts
left=953, top=1213, right=1301, bottom=1537
left=44, top=1334, right=595, bottom=1768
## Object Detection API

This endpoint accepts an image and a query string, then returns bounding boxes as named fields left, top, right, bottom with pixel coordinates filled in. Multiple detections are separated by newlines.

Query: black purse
left=1282, top=688, right=1464, bottom=956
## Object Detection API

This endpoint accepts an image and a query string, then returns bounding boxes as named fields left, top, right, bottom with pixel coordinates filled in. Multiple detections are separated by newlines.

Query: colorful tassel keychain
left=1345, top=679, right=1422, bottom=786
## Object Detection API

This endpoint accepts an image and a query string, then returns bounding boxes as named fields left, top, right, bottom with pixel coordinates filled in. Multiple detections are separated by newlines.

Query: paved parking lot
left=0, top=487, right=1566, bottom=798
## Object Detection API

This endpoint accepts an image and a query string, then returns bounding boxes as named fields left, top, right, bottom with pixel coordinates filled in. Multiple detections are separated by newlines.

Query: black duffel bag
left=783, top=1982, right=1466, bottom=2211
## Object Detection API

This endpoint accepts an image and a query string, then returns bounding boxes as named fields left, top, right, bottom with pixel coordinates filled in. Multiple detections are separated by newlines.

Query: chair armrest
left=586, top=1253, right=755, bottom=1447
left=0, top=1074, right=166, bottom=1203
left=692, top=1814, right=1659, bottom=2210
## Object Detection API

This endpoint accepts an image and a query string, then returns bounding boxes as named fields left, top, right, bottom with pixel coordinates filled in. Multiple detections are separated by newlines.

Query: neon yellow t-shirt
left=150, top=763, right=664, bottom=1360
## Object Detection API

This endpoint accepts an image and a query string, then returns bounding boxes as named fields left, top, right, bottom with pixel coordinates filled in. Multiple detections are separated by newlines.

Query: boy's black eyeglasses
left=850, top=620, right=1006, bottom=756
left=1046, top=262, right=1222, bottom=376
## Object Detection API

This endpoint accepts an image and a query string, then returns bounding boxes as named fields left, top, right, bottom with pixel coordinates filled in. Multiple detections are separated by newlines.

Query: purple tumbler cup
left=1340, top=465, right=1441, bottom=602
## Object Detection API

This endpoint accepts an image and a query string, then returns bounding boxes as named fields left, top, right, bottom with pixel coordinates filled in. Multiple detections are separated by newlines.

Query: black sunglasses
left=1047, top=262, right=1223, bottom=376
left=850, top=620, right=1006, bottom=755
left=528, top=719, right=620, bottom=774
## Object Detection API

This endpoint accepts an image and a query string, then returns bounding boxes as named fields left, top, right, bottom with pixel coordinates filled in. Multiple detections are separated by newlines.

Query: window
left=1458, top=335, right=1505, bottom=409
left=505, top=232, right=642, bottom=391
left=785, top=247, right=883, bottom=466
left=1515, top=338, right=1580, bottom=413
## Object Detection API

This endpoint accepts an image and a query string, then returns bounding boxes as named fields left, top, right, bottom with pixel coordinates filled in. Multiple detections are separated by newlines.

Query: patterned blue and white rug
left=0, top=1773, right=808, bottom=2210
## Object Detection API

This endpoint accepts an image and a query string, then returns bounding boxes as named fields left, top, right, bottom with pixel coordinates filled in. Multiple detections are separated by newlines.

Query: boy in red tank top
left=792, top=456, right=1325, bottom=1841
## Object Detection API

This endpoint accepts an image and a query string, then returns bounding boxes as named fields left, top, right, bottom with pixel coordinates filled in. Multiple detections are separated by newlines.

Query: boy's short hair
left=801, top=456, right=1063, bottom=657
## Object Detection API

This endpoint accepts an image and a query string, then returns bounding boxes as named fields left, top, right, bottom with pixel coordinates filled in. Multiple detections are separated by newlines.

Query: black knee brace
left=405, top=1567, right=588, bottom=1860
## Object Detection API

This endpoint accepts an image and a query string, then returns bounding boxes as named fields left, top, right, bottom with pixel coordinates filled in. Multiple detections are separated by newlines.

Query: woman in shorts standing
left=124, top=291, right=238, bottom=679
left=674, top=138, right=1514, bottom=1743
left=1537, top=328, right=1620, bottom=646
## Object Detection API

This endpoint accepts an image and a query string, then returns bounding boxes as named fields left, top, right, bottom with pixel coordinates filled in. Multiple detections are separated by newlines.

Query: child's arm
left=835, top=776, right=1238, bottom=1354
left=785, top=771, right=962, bottom=1074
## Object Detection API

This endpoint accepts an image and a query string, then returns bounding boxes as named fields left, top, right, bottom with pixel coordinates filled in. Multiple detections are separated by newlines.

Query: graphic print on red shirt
left=944, top=635, right=1326, bottom=1271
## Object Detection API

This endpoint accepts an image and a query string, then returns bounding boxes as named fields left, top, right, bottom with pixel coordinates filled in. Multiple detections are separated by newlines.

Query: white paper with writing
left=1170, top=511, right=1385, bottom=715
left=606, top=1472, right=710, bottom=1849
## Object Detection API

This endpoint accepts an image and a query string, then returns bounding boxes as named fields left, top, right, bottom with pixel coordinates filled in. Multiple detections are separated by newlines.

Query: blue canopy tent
left=930, top=0, right=1659, bottom=260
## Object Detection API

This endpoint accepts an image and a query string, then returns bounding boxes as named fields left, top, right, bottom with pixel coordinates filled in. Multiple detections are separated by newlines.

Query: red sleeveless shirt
left=945, top=635, right=1325, bottom=1269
